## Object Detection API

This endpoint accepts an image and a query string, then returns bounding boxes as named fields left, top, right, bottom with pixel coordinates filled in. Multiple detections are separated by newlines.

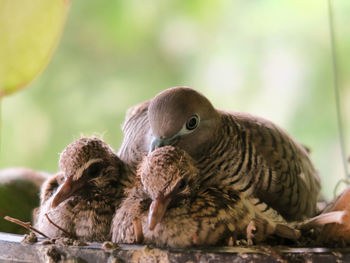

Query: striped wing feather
left=232, top=112, right=320, bottom=220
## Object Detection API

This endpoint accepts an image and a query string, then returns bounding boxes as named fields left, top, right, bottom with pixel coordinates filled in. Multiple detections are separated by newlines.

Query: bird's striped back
left=196, top=112, right=320, bottom=221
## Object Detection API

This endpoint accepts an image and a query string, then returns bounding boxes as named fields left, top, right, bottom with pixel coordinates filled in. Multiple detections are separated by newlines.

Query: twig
left=328, top=0, right=350, bottom=197
left=4, top=216, right=50, bottom=238
left=45, top=213, right=76, bottom=238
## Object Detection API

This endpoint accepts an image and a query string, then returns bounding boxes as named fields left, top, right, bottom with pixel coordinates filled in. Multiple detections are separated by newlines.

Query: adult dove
left=112, top=146, right=299, bottom=248
left=118, top=87, right=320, bottom=221
left=35, top=137, right=131, bottom=241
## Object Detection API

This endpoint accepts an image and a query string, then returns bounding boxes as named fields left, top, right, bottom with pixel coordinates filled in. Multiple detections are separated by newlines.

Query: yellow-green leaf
left=0, top=0, right=70, bottom=97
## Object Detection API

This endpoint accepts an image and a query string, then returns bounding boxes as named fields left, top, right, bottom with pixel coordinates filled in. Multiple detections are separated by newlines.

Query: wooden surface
left=0, top=232, right=350, bottom=263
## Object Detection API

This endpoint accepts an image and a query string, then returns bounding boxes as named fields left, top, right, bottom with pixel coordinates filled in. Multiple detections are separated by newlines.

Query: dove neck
left=196, top=113, right=240, bottom=161
left=194, top=113, right=243, bottom=185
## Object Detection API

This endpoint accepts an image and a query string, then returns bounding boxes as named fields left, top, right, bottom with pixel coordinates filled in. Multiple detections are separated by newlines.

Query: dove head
left=138, top=146, right=200, bottom=230
left=51, top=137, right=120, bottom=208
left=148, top=87, right=220, bottom=157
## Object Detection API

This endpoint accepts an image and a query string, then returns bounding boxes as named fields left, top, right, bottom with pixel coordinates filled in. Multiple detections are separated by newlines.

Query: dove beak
left=51, top=177, right=83, bottom=208
left=149, top=136, right=166, bottom=153
left=148, top=195, right=172, bottom=230
left=149, top=134, right=179, bottom=153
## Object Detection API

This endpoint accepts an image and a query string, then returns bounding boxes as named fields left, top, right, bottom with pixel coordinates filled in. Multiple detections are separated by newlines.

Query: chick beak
left=148, top=195, right=171, bottom=230
left=51, top=177, right=83, bottom=208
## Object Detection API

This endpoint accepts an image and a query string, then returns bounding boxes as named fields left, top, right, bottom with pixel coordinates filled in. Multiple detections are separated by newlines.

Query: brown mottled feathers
left=35, top=137, right=131, bottom=241
left=138, top=145, right=200, bottom=200
left=39, top=172, right=65, bottom=205
left=112, top=146, right=299, bottom=248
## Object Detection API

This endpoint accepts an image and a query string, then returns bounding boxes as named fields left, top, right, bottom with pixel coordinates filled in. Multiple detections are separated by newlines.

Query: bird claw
left=192, top=233, right=199, bottom=245
left=247, top=218, right=277, bottom=245
left=247, top=218, right=300, bottom=244
left=246, top=220, right=257, bottom=246
left=227, top=237, right=234, bottom=246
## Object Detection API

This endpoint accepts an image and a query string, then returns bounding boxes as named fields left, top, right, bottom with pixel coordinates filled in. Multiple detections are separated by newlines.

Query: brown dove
left=118, top=86, right=321, bottom=221
left=112, top=146, right=299, bottom=248
left=35, top=137, right=131, bottom=241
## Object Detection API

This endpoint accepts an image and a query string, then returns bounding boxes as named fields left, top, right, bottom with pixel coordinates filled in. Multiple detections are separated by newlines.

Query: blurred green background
left=0, top=0, right=349, bottom=199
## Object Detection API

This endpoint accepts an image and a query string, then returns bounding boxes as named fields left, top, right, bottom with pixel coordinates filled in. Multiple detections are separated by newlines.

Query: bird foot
left=246, top=217, right=277, bottom=245
left=227, top=237, right=234, bottom=246
left=192, top=233, right=199, bottom=245
left=246, top=220, right=257, bottom=246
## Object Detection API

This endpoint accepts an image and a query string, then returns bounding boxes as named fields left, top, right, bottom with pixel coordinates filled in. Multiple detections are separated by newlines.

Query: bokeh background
left=1, top=0, right=349, bottom=199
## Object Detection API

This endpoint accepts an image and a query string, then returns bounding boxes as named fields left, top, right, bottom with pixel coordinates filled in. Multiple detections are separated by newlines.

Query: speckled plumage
left=35, top=137, right=132, bottom=242
left=38, top=172, right=65, bottom=206
left=112, top=146, right=299, bottom=248
left=118, top=87, right=321, bottom=221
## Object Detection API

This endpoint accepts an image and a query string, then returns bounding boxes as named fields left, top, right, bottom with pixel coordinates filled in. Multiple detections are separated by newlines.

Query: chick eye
left=178, top=179, right=186, bottom=190
left=185, top=114, right=199, bottom=131
left=84, top=162, right=103, bottom=178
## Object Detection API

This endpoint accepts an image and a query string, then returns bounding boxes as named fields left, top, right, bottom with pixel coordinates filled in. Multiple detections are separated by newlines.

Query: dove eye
left=185, top=114, right=199, bottom=131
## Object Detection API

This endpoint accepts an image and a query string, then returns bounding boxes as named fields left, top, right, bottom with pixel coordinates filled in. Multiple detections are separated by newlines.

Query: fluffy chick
left=35, top=137, right=131, bottom=241
left=112, top=146, right=298, bottom=248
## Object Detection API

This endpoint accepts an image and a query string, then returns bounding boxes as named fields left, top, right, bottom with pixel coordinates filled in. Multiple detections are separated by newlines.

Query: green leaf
left=0, top=0, right=70, bottom=97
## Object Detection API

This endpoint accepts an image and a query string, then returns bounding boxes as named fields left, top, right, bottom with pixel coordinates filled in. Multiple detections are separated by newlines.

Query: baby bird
left=38, top=172, right=65, bottom=206
left=112, top=146, right=299, bottom=248
left=35, top=137, right=131, bottom=242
